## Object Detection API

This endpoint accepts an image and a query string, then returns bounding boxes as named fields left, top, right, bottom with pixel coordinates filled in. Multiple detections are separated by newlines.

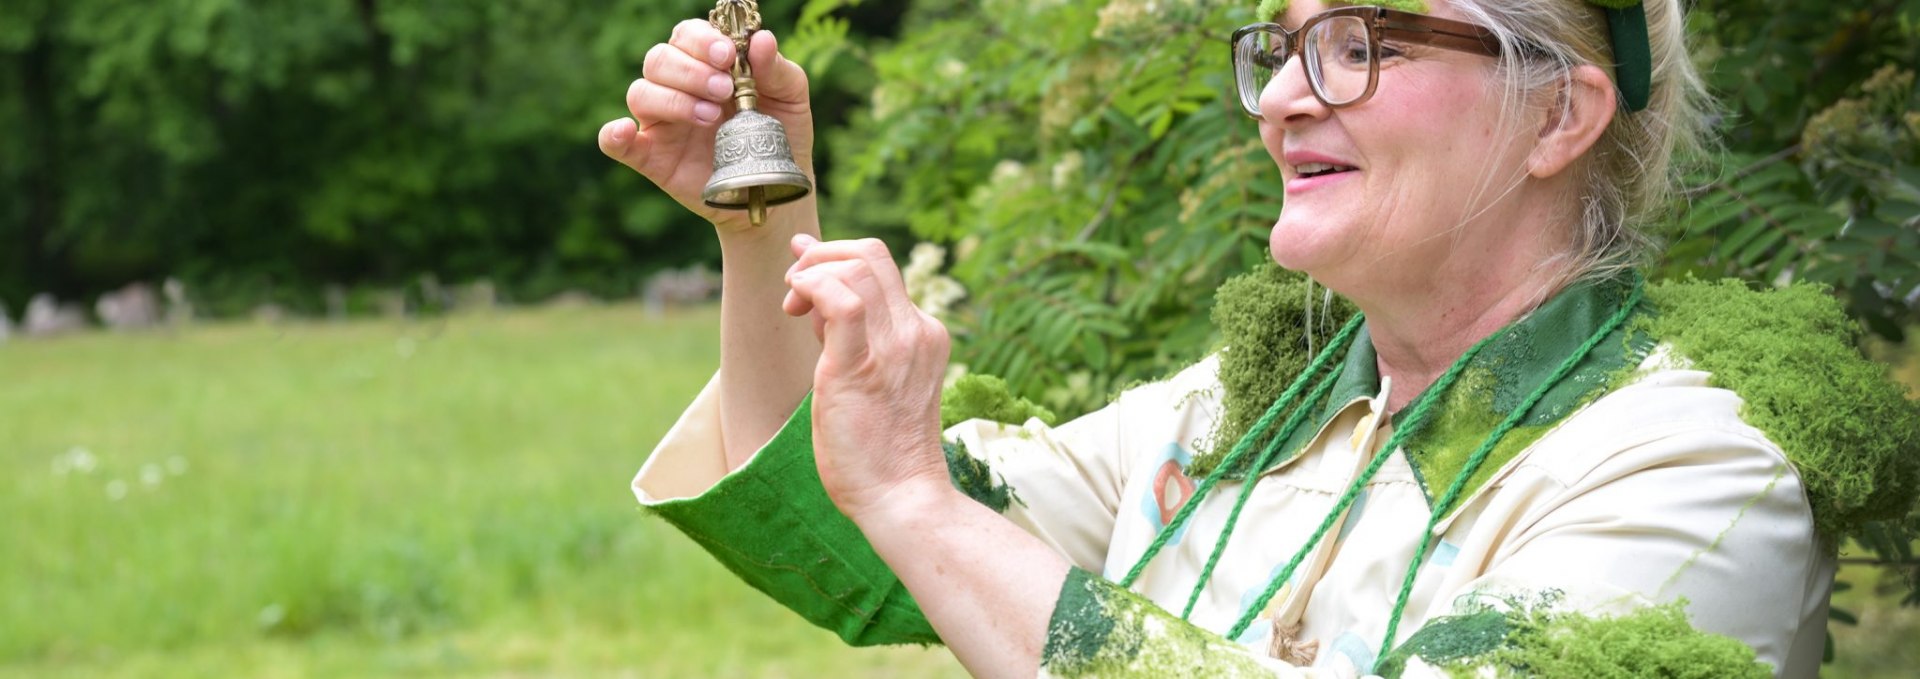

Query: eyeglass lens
left=1235, top=16, right=1373, bottom=116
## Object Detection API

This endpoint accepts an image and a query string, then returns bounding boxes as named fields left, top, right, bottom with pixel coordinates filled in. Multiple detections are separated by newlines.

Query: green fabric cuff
left=643, top=393, right=941, bottom=646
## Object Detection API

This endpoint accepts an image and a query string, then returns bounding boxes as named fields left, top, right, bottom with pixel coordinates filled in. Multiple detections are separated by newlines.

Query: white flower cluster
left=50, top=446, right=189, bottom=501
left=902, top=242, right=969, bottom=319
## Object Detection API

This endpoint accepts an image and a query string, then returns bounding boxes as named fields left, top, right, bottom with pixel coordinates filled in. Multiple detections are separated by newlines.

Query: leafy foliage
left=0, top=0, right=906, bottom=313
left=786, top=0, right=1920, bottom=663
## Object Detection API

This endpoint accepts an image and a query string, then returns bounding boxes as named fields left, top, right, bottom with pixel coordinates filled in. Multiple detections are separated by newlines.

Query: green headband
left=1251, top=1, right=1653, bottom=112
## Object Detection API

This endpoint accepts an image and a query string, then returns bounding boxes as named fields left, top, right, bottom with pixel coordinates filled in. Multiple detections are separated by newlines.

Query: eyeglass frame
left=1231, top=6, right=1506, bottom=119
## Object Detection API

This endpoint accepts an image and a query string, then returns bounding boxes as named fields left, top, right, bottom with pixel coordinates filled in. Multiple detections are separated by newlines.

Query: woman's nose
left=1260, top=54, right=1329, bottom=125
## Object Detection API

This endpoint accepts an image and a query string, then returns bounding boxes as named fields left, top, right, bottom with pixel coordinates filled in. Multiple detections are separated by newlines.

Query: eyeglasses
left=1231, top=6, right=1504, bottom=118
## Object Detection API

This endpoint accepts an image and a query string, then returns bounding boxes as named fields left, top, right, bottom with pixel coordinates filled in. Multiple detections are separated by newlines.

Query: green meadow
left=0, top=306, right=962, bottom=678
left=1, top=306, right=1911, bottom=677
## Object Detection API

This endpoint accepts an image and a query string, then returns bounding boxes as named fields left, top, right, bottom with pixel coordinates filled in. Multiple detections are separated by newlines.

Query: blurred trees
left=0, top=0, right=903, bottom=315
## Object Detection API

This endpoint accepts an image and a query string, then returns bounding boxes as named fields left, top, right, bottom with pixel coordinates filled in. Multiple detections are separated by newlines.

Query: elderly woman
left=599, top=0, right=1914, bottom=676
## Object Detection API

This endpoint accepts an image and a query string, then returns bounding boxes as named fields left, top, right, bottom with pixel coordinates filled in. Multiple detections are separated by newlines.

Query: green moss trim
left=1641, top=279, right=1920, bottom=544
left=1586, top=0, right=1642, bottom=9
left=1478, top=601, right=1769, bottom=678
left=1377, top=595, right=1768, bottom=678
left=940, top=373, right=1059, bottom=429
left=1041, top=568, right=1271, bottom=677
left=1374, top=610, right=1512, bottom=678
left=943, top=440, right=1019, bottom=513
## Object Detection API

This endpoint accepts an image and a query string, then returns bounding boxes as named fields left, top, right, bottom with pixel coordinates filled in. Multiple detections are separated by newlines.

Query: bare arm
left=599, top=22, right=821, bottom=467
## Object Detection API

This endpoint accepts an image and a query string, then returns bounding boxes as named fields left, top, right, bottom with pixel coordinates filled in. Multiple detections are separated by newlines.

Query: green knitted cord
left=1180, top=345, right=1355, bottom=619
left=1223, top=320, right=1508, bottom=641
left=1374, top=281, right=1645, bottom=665
left=1117, top=314, right=1367, bottom=590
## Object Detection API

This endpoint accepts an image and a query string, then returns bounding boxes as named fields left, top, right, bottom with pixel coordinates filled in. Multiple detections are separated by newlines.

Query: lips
left=1283, top=150, right=1360, bottom=180
left=1282, top=149, right=1359, bottom=194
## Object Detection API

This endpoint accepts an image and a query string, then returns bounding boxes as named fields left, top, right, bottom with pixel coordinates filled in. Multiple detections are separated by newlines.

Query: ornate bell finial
left=702, top=0, right=812, bottom=226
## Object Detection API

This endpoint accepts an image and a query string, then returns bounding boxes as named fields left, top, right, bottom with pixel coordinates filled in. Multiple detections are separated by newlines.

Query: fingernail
left=707, top=73, right=733, bottom=100
left=709, top=40, right=731, bottom=68
left=694, top=101, right=721, bottom=123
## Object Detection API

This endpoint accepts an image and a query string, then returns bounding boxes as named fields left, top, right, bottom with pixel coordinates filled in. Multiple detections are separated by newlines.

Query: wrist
left=845, top=470, right=963, bottom=537
left=712, top=194, right=820, bottom=247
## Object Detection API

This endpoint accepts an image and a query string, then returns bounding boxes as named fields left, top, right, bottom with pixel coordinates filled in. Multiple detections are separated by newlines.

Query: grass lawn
left=1, top=306, right=963, bottom=678
left=1, top=305, right=1912, bottom=677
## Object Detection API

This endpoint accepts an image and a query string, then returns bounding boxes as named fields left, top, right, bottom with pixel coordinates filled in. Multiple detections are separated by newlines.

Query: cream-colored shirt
left=637, top=348, right=1830, bottom=677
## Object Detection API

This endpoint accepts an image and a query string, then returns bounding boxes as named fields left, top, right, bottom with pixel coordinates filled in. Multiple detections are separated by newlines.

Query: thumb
left=597, top=117, right=653, bottom=171
left=748, top=31, right=810, bottom=105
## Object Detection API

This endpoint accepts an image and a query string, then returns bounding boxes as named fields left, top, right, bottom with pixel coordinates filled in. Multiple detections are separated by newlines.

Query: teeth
left=1295, top=162, right=1352, bottom=176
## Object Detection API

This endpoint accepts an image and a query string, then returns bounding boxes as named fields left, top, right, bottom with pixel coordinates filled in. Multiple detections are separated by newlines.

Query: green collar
left=1227, top=275, right=1653, bottom=508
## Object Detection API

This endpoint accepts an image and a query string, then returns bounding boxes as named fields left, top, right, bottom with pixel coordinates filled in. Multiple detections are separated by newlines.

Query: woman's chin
left=1267, top=219, right=1338, bottom=274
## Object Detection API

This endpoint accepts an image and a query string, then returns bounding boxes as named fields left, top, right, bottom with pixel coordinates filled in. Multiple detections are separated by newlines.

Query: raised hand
left=598, top=20, right=814, bottom=233
left=781, top=235, right=954, bottom=521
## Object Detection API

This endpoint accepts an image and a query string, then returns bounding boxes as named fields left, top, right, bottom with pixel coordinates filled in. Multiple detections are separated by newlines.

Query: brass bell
left=702, top=0, right=811, bottom=226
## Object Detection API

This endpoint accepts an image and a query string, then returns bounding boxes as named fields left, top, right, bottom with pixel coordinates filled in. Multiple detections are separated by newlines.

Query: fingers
left=670, top=19, right=736, bottom=70
left=788, top=262, right=884, bottom=369
left=643, top=40, right=735, bottom=106
left=786, top=237, right=909, bottom=309
left=627, top=74, right=722, bottom=129
left=783, top=237, right=941, bottom=376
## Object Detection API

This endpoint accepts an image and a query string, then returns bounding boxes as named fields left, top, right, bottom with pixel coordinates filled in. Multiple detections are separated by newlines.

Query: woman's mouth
left=1287, top=163, right=1358, bottom=193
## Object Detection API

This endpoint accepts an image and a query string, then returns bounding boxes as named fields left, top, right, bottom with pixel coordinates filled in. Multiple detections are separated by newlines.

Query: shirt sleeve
left=633, top=359, right=1221, bottom=646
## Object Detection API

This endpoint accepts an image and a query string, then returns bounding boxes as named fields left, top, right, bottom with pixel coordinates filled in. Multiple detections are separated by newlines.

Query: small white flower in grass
left=258, top=603, right=286, bottom=630
left=140, top=463, right=164, bottom=488
left=105, top=479, right=128, bottom=501
left=166, top=455, right=189, bottom=475
left=69, top=446, right=98, bottom=475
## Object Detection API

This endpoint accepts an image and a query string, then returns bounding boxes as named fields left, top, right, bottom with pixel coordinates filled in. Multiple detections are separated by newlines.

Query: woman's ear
left=1528, top=64, right=1617, bottom=179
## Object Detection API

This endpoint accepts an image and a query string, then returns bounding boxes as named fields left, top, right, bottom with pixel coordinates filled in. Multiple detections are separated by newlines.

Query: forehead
left=1273, top=0, right=1437, bottom=25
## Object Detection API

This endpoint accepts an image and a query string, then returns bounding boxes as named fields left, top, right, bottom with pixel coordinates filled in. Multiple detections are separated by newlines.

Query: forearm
left=716, top=197, right=823, bottom=470
left=855, top=478, right=1071, bottom=679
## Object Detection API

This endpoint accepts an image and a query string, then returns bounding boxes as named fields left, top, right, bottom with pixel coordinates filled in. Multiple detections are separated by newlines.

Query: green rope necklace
left=1118, top=279, right=1646, bottom=665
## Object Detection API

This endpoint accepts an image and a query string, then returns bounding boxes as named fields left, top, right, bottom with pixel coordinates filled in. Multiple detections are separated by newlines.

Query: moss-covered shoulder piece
left=1640, top=279, right=1920, bottom=542
left=1198, top=263, right=1356, bottom=476
left=1204, top=271, right=1919, bottom=543
left=940, top=373, right=1059, bottom=429
left=1376, top=596, right=1771, bottom=678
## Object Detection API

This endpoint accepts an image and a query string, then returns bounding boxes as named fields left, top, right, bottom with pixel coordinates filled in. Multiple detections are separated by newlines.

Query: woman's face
left=1260, top=0, right=1541, bottom=294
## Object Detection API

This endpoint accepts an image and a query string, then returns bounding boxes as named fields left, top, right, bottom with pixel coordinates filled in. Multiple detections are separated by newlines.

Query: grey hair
left=1446, top=0, right=1714, bottom=285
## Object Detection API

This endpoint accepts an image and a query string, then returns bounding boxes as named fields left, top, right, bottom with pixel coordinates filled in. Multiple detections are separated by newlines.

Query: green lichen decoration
left=1377, top=596, right=1770, bottom=678
left=943, top=440, right=1020, bottom=513
left=1042, top=567, right=1272, bottom=677
left=1639, top=279, right=1920, bottom=543
left=940, top=373, right=1060, bottom=430
left=1195, top=263, right=1355, bottom=476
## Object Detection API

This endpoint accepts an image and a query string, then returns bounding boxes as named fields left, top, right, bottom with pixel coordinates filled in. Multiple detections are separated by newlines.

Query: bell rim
left=701, top=172, right=813, bottom=210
